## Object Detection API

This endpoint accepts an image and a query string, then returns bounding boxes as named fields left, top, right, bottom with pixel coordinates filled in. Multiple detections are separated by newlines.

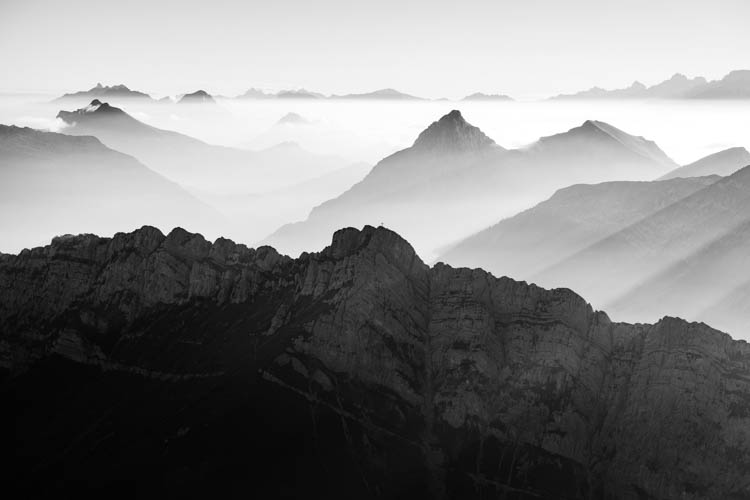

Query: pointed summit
left=412, top=110, right=497, bottom=152
left=56, top=100, right=144, bottom=131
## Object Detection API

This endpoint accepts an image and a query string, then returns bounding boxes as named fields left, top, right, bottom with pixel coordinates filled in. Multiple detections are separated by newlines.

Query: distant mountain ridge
left=53, top=70, right=749, bottom=103
left=54, top=83, right=154, bottom=102
left=660, top=147, right=750, bottom=179
left=331, top=88, right=424, bottom=100
left=552, top=70, right=750, bottom=100
left=462, top=92, right=514, bottom=101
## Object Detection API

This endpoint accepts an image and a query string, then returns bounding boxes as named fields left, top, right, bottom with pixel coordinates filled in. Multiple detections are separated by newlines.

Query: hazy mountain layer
left=54, top=83, right=154, bottom=104
left=2, top=225, right=749, bottom=499
left=0, top=125, right=219, bottom=253
left=659, top=146, right=750, bottom=179
left=265, top=111, right=676, bottom=258
left=551, top=70, right=750, bottom=100
left=56, top=100, right=355, bottom=194
left=461, top=92, right=513, bottom=101
left=440, top=176, right=718, bottom=279
left=442, top=167, right=750, bottom=338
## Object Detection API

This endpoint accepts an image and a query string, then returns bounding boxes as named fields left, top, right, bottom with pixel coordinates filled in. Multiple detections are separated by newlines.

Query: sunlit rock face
left=2, top=225, right=749, bottom=499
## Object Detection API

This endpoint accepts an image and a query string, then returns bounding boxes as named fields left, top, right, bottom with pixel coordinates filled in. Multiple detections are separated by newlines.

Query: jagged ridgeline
left=2, top=225, right=749, bottom=499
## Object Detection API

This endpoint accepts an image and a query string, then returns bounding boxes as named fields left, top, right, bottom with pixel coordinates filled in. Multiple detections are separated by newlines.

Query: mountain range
left=461, top=92, right=514, bottom=101
left=552, top=70, right=750, bottom=100
left=55, top=100, right=356, bottom=195
left=264, top=110, right=677, bottom=258
left=54, top=83, right=154, bottom=103
left=0, top=125, right=218, bottom=252
left=2, top=225, right=749, bottom=498
left=53, top=70, right=750, bottom=103
left=441, top=152, right=750, bottom=337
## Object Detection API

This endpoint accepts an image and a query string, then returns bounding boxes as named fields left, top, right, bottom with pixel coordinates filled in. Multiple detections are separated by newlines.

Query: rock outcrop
left=2, top=225, right=749, bottom=499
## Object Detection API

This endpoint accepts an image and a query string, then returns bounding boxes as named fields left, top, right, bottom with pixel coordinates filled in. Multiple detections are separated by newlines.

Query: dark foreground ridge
left=2, top=225, right=749, bottom=499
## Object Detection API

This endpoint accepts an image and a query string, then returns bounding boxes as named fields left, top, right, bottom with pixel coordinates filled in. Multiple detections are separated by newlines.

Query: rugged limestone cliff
left=2, top=225, right=749, bottom=499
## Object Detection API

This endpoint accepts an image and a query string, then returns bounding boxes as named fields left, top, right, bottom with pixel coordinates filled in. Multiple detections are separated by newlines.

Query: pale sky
left=1, top=0, right=748, bottom=99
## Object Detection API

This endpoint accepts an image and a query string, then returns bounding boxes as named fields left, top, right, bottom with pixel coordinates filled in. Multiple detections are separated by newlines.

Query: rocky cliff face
left=2, top=225, right=749, bottom=499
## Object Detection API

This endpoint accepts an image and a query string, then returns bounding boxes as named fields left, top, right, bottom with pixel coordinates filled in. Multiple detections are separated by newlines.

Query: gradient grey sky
left=1, top=0, right=748, bottom=99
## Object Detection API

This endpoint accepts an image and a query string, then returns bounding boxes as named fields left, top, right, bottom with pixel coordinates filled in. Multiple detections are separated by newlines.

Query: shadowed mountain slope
left=2, top=225, right=749, bottom=499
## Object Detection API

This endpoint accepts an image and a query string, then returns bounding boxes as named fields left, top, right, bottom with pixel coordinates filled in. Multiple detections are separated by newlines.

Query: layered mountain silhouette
left=660, top=147, right=750, bottom=179
left=275, top=89, right=325, bottom=99
left=689, top=70, right=750, bottom=99
left=56, top=100, right=354, bottom=194
left=442, top=166, right=750, bottom=337
left=264, top=110, right=676, bottom=258
left=552, top=70, right=750, bottom=100
left=2, top=225, right=749, bottom=498
left=54, top=83, right=154, bottom=103
left=236, top=88, right=324, bottom=99
left=237, top=87, right=423, bottom=100
left=441, top=175, right=718, bottom=276
left=0, top=125, right=218, bottom=252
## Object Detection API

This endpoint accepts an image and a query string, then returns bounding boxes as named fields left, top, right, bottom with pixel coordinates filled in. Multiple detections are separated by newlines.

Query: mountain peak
left=412, top=110, right=496, bottom=152
left=56, top=100, right=134, bottom=125
left=323, top=225, right=424, bottom=272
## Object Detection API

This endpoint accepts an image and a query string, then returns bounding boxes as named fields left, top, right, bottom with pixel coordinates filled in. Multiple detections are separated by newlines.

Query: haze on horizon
left=1, top=0, right=749, bottom=99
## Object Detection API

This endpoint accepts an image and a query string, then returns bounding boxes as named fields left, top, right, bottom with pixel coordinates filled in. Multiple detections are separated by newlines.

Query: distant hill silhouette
left=461, top=92, right=513, bottom=101
left=551, top=70, right=749, bottom=100
left=331, top=88, right=424, bottom=100
left=54, top=83, right=154, bottom=103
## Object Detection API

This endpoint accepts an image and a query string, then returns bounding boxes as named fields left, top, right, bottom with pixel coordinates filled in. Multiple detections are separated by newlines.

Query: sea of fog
left=2, top=93, right=749, bottom=167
